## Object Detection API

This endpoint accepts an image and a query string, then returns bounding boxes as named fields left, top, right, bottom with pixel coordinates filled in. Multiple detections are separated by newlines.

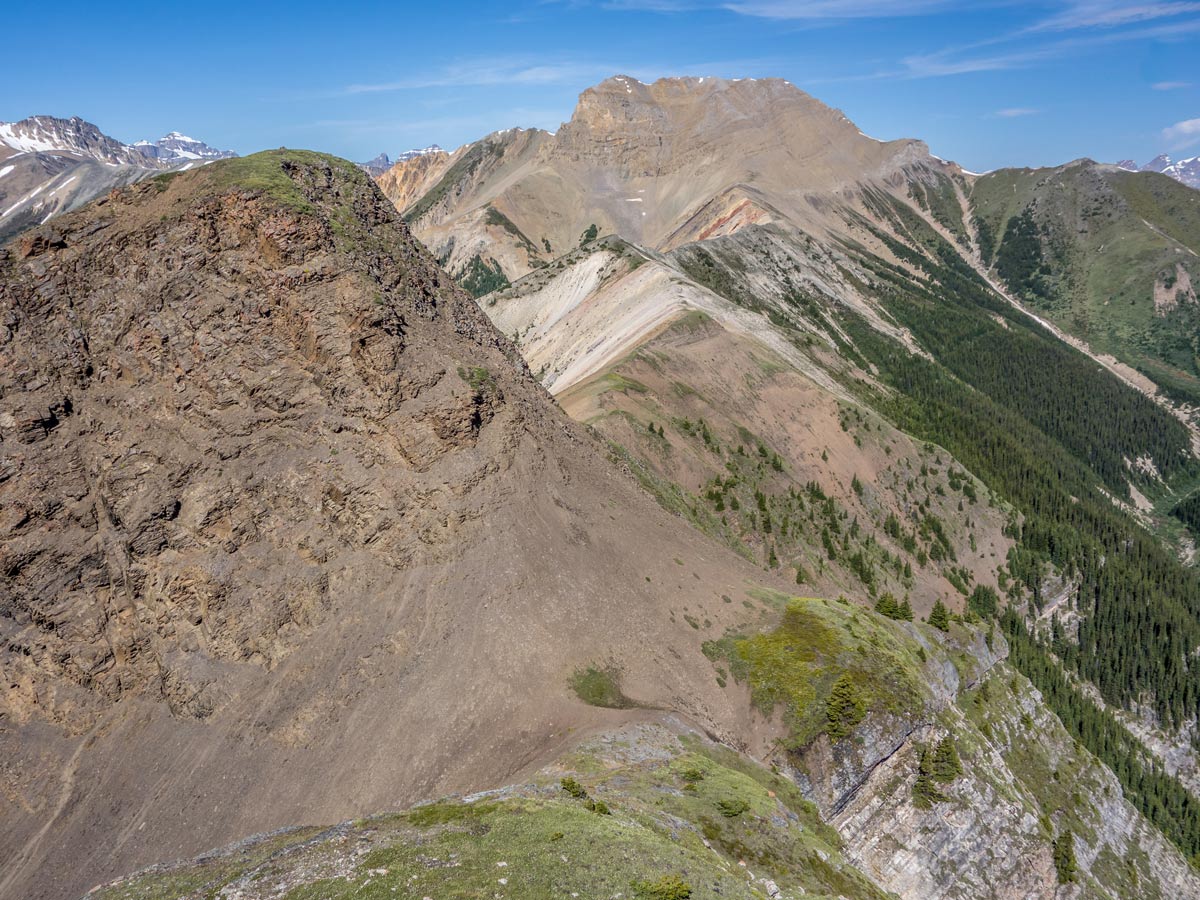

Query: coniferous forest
left=823, top=201, right=1200, bottom=858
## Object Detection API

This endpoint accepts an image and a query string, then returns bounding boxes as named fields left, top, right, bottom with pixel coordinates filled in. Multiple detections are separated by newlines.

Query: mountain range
left=1119, top=154, right=1200, bottom=189
left=0, top=115, right=235, bottom=243
left=356, top=145, right=444, bottom=177
left=4, top=77, right=1200, bottom=900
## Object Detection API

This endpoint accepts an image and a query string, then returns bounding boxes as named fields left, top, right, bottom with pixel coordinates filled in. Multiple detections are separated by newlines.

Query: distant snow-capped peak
left=135, top=131, right=237, bottom=163
left=0, top=115, right=236, bottom=169
left=397, top=145, right=444, bottom=161
left=1117, top=153, right=1199, bottom=189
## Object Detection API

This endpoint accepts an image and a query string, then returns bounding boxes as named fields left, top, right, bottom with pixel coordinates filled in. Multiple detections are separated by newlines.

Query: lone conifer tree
left=929, top=599, right=951, bottom=632
left=1053, top=830, right=1078, bottom=884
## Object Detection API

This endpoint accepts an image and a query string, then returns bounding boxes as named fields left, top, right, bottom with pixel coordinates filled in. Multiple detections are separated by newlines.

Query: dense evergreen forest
left=675, top=198, right=1200, bottom=855
left=1174, top=491, right=1200, bottom=539
left=824, top=200, right=1200, bottom=855
left=841, top=196, right=1199, bottom=709
left=1004, top=613, right=1200, bottom=862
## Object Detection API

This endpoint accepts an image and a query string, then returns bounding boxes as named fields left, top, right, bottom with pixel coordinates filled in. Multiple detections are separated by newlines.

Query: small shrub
left=678, top=764, right=707, bottom=784
left=716, top=798, right=750, bottom=817
left=560, top=777, right=588, bottom=799
left=634, top=874, right=692, bottom=900
left=570, top=666, right=637, bottom=709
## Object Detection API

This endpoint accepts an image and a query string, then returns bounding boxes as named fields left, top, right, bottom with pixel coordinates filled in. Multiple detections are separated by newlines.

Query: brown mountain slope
left=0, top=151, right=782, bottom=900
left=484, top=230, right=1012, bottom=616
left=379, top=76, right=945, bottom=285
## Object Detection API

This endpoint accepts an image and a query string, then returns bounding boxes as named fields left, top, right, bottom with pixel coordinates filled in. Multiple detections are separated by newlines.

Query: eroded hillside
left=0, top=151, right=796, bottom=900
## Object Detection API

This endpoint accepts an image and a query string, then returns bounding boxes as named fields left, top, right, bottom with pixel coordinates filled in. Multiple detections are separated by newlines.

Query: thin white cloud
left=994, top=107, right=1039, bottom=117
left=899, top=16, right=1200, bottom=78
left=1153, top=80, right=1192, bottom=89
left=340, top=54, right=784, bottom=96
left=345, top=61, right=613, bottom=94
left=721, top=0, right=952, bottom=18
left=608, top=0, right=1200, bottom=25
left=1163, top=117, right=1200, bottom=148
left=1030, top=1, right=1200, bottom=32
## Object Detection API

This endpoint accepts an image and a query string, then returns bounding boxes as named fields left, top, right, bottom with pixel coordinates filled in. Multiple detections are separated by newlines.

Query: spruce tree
left=932, top=736, right=963, bottom=783
left=1053, top=830, right=1078, bottom=884
left=912, top=744, right=949, bottom=809
left=929, top=599, right=951, bottom=632
left=825, top=674, right=866, bottom=740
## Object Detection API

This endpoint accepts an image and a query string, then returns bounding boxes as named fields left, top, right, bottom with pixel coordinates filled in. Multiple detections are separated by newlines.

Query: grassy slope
left=969, top=163, right=1200, bottom=404
left=94, top=721, right=890, bottom=900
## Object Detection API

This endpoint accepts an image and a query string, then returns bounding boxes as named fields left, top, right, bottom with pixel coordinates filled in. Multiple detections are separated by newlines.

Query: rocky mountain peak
left=1, top=147, right=772, bottom=900
left=1115, top=153, right=1200, bottom=189
left=0, top=114, right=148, bottom=166
left=552, top=73, right=927, bottom=179
left=134, top=130, right=236, bottom=162
left=1144, top=153, right=1174, bottom=172
left=567, top=74, right=836, bottom=138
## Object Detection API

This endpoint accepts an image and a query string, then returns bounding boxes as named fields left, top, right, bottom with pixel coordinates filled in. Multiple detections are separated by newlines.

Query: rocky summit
left=0, top=151, right=783, bottom=900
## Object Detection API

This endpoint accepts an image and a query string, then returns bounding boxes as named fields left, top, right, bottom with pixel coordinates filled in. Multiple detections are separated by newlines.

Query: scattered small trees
left=912, top=735, right=962, bottom=809
left=967, top=584, right=999, bottom=619
left=875, top=593, right=915, bottom=621
left=560, top=776, right=612, bottom=815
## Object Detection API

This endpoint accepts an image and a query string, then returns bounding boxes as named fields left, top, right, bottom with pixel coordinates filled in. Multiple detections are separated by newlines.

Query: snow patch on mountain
left=1122, top=153, right=1200, bottom=189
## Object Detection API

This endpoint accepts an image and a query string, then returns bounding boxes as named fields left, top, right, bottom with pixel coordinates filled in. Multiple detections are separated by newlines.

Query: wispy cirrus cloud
left=1163, top=117, right=1200, bottom=148
left=1028, top=1, right=1200, bottom=32
left=1153, top=80, right=1193, bottom=89
left=340, top=54, right=783, bottom=96
left=344, top=60, right=615, bottom=94
left=607, top=0, right=1200, bottom=26
left=994, top=107, right=1040, bottom=117
left=896, top=15, right=1200, bottom=79
left=720, top=0, right=953, bottom=18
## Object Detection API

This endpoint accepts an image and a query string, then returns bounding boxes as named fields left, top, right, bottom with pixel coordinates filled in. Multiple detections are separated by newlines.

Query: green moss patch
left=708, top=597, right=929, bottom=749
left=570, top=665, right=639, bottom=709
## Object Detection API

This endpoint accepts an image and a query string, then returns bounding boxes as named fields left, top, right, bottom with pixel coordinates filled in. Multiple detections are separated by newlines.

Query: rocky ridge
left=84, top=597, right=1200, bottom=900
left=0, top=150, right=784, bottom=900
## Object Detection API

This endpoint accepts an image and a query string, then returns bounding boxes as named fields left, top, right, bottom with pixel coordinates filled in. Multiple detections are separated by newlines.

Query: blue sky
left=3, top=1, right=1198, bottom=171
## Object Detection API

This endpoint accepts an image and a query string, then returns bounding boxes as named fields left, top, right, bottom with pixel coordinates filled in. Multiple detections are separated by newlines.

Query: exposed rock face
left=0, top=151, right=778, bottom=900
left=0, top=116, right=158, bottom=167
left=374, top=145, right=453, bottom=212
left=830, top=664, right=1200, bottom=900
left=356, top=152, right=393, bottom=176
